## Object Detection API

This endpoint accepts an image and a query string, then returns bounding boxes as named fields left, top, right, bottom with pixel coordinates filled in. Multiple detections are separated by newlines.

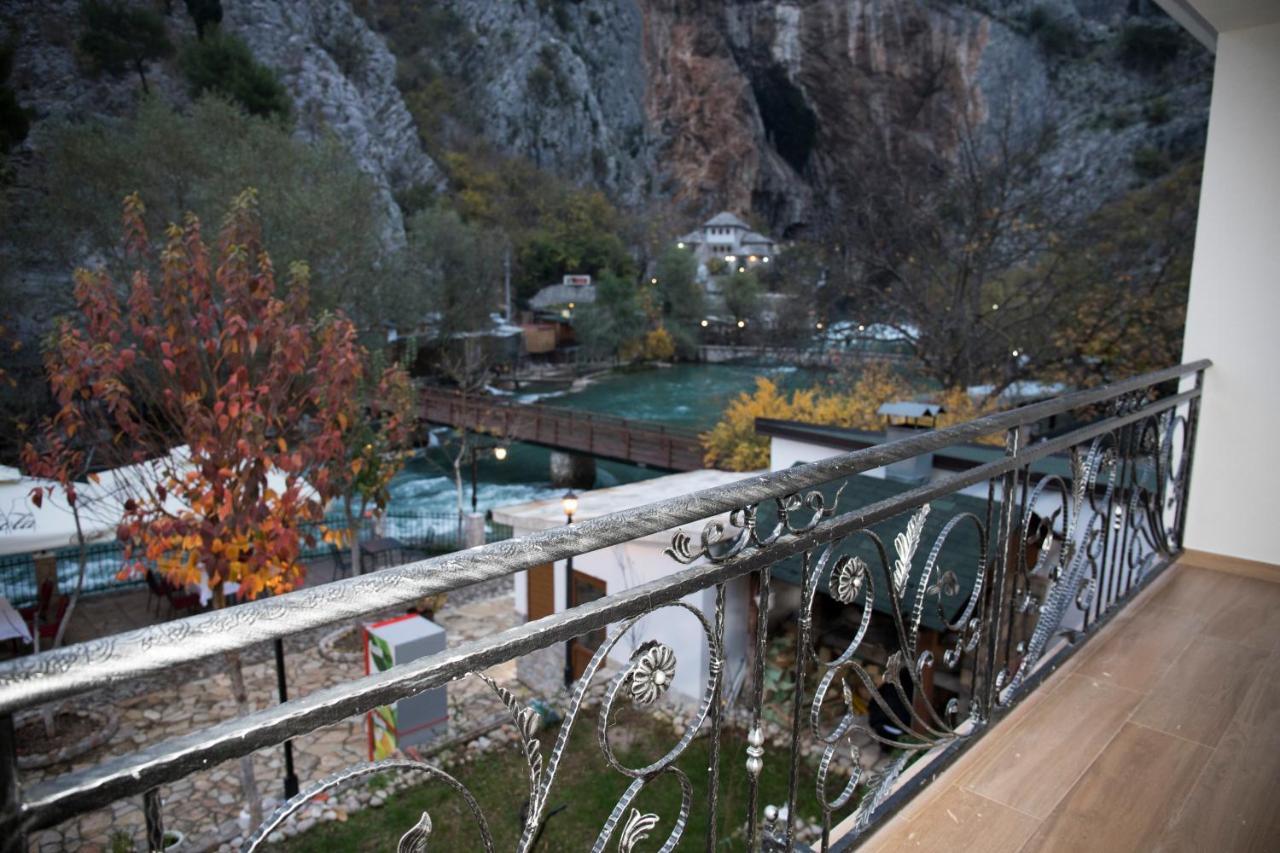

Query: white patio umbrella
left=0, top=472, right=122, bottom=557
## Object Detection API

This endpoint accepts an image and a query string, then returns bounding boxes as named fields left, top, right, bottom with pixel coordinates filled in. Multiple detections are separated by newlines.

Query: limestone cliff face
left=1, top=0, right=442, bottom=247
left=221, top=0, right=443, bottom=245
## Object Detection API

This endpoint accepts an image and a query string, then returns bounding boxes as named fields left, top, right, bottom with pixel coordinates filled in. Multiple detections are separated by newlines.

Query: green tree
left=78, top=0, right=173, bottom=94
left=17, top=96, right=389, bottom=325
left=651, top=245, right=704, bottom=357
left=404, top=206, right=505, bottom=340
left=184, top=0, right=222, bottom=39
left=179, top=32, right=290, bottom=120
left=575, top=271, right=644, bottom=360
left=0, top=43, right=30, bottom=155
left=723, top=269, right=763, bottom=326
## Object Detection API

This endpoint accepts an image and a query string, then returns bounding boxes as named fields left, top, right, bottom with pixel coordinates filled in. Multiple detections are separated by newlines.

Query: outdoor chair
left=30, top=594, right=68, bottom=644
left=162, top=578, right=200, bottom=618
left=17, top=580, right=55, bottom=627
left=144, top=570, right=165, bottom=614
left=329, top=543, right=352, bottom=581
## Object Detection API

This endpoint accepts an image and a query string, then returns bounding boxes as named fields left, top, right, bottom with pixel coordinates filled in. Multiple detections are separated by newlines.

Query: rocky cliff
left=3, top=0, right=1210, bottom=241
left=358, top=0, right=1210, bottom=236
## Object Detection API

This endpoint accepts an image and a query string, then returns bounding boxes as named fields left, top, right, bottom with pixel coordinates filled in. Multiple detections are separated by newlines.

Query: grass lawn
left=273, top=705, right=853, bottom=851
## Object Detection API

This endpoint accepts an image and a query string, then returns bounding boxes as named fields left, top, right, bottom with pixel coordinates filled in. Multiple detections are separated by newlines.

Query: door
left=568, top=569, right=607, bottom=679
left=526, top=563, right=554, bottom=622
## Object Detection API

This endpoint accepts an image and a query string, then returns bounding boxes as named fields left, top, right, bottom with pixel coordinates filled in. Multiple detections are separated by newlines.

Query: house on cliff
left=677, top=212, right=778, bottom=277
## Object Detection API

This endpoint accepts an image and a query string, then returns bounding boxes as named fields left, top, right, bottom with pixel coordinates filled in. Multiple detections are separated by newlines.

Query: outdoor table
left=0, top=595, right=32, bottom=645
left=195, top=575, right=241, bottom=608
left=361, top=537, right=405, bottom=572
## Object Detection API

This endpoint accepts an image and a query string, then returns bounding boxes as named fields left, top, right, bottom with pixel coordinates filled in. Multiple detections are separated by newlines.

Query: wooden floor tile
left=1130, top=637, right=1265, bottom=746
left=1143, top=565, right=1231, bottom=617
left=961, top=674, right=1142, bottom=818
left=1155, top=658, right=1280, bottom=852
left=1022, top=723, right=1209, bottom=853
left=861, top=786, right=1040, bottom=853
left=1199, top=574, right=1280, bottom=652
left=1073, top=602, right=1202, bottom=691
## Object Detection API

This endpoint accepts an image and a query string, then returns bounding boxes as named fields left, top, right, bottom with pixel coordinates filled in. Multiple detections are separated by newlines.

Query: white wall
left=510, top=526, right=750, bottom=703
left=1180, top=20, right=1280, bottom=565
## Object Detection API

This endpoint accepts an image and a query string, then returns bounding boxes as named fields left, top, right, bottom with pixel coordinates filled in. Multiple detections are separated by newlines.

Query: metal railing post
left=1174, top=369, right=1205, bottom=549
left=0, top=713, right=23, bottom=853
left=143, top=787, right=164, bottom=852
left=980, top=424, right=1028, bottom=720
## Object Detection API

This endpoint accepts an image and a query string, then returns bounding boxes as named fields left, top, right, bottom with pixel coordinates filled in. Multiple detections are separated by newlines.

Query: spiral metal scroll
left=797, top=503, right=990, bottom=839
left=997, top=407, right=1191, bottom=706
left=665, top=483, right=846, bottom=565
left=479, top=601, right=722, bottom=853
left=244, top=758, right=494, bottom=852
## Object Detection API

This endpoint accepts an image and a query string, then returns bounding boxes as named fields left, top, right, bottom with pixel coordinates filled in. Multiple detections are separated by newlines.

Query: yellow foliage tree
left=701, top=364, right=1001, bottom=471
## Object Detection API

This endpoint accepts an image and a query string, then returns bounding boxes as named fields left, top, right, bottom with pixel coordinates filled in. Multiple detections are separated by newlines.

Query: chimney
left=878, top=402, right=945, bottom=484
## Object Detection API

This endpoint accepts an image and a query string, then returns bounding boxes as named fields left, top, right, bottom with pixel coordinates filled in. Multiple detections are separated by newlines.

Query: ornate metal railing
left=0, top=360, right=1208, bottom=852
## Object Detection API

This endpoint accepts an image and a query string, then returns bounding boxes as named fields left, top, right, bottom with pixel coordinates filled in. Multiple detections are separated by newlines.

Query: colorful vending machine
left=364, top=613, right=448, bottom=760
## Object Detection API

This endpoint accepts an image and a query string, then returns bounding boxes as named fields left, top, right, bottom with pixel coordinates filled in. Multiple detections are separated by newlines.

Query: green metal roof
left=766, top=474, right=992, bottom=633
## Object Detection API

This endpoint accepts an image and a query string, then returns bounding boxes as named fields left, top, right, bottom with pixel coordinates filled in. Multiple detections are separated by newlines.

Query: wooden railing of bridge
left=419, top=388, right=707, bottom=471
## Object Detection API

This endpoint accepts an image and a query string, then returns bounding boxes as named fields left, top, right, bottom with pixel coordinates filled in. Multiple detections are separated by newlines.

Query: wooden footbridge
left=419, top=388, right=706, bottom=471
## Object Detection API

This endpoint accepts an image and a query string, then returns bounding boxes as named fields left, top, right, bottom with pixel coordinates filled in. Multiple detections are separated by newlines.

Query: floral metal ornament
left=630, top=642, right=677, bottom=705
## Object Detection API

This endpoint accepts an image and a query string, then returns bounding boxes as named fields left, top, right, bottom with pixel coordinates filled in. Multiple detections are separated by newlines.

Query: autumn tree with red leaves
left=33, top=188, right=388, bottom=825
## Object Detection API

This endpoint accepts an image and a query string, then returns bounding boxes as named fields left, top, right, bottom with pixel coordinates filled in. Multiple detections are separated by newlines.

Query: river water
left=384, top=363, right=823, bottom=515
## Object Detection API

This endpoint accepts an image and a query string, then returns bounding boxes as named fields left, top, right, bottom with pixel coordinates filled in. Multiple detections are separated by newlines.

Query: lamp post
left=561, top=491, right=578, bottom=688
left=469, top=443, right=509, bottom=514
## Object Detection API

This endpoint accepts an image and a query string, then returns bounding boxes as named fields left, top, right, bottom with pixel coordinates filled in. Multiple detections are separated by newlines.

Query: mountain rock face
left=220, top=0, right=444, bottom=245
left=4, top=0, right=1210, bottom=240
left=366, top=0, right=1209, bottom=235
left=1, top=0, right=441, bottom=246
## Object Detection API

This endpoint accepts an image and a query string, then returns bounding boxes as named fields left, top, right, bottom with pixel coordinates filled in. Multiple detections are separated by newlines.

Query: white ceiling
left=1156, top=0, right=1280, bottom=51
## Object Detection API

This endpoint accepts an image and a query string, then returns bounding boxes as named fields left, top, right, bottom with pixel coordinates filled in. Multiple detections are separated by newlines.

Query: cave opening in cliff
left=752, top=65, right=817, bottom=174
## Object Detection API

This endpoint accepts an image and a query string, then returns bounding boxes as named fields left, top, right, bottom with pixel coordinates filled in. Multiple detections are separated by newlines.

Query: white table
left=195, top=575, right=241, bottom=608
left=0, top=596, right=32, bottom=645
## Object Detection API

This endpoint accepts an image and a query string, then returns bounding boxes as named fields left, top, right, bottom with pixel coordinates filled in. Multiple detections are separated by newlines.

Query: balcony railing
left=0, top=360, right=1208, bottom=852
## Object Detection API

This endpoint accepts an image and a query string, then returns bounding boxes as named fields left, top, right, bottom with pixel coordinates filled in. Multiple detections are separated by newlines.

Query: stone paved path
left=23, top=592, right=521, bottom=853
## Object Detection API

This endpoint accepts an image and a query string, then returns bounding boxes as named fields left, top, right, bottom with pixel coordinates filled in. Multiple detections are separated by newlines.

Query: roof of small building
left=705, top=211, right=751, bottom=229
left=677, top=231, right=703, bottom=244
left=878, top=401, right=945, bottom=419
left=492, top=468, right=756, bottom=542
left=740, top=231, right=774, bottom=245
left=528, top=283, right=598, bottom=310
left=766, top=474, right=991, bottom=633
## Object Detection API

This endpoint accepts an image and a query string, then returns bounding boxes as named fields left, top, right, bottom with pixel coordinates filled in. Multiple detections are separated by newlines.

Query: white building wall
left=510, top=525, right=748, bottom=703
left=1179, top=20, right=1280, bottom=565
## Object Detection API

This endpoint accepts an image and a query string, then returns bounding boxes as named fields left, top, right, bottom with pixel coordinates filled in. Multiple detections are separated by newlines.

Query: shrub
left=1118, top=21, right=1182, bottom=71
left=0, top=43, right=30, bottom=155
left=179, top=32, right=290, bottom=120
left=1133, top=145, right=1171, bottom=180
left=1026, top=6, right=1081, bottom=57
left=78, top=0, right=173, bottom=93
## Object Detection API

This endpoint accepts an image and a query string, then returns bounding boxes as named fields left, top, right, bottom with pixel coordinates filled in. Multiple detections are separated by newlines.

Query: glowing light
left=567, top=302, right=575, bottom=309
left=737, top=320, right=746, bottom=328
left=562, top=492, right=579, bottom=519
left=992, top=303, right=999, bottom=310
left=762, top=256, right=770, bottom=263
left=748, top=255, right=758, bottom=263
left=816, top=322, right=824, bottom=330
left=858, top=324, right=865, bottom=331
left=493, top=447, right=508, bottom=461
left=651, top=277, right=658, bottom=284
left=725, top=255, right=736, bottom=263
left=1012, top=348, right=1020, bottom=357
left=677, top=242, right=685, bottom=249
left=700, top=319, right=709, bottom=327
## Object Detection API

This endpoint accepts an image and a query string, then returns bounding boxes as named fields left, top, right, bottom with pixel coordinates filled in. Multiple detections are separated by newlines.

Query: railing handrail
left=1, top=368, right=1207, bottom=835
left=0, top=360, right=1208, bottom=716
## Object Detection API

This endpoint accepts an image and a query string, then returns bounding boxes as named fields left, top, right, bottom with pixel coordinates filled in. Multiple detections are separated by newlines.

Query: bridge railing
left=0, top=361, right=1207, bottom=851
left=420, top=387, right=706, bottom=470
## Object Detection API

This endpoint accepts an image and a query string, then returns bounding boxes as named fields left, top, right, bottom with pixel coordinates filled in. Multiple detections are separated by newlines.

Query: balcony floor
left=861, top=553, right=1280, bottom=852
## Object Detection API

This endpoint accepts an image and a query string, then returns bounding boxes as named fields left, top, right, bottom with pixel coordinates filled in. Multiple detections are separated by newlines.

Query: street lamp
left=562, top=491, right=578, bottom=687
left=470, top=440, right=508, bottom=513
